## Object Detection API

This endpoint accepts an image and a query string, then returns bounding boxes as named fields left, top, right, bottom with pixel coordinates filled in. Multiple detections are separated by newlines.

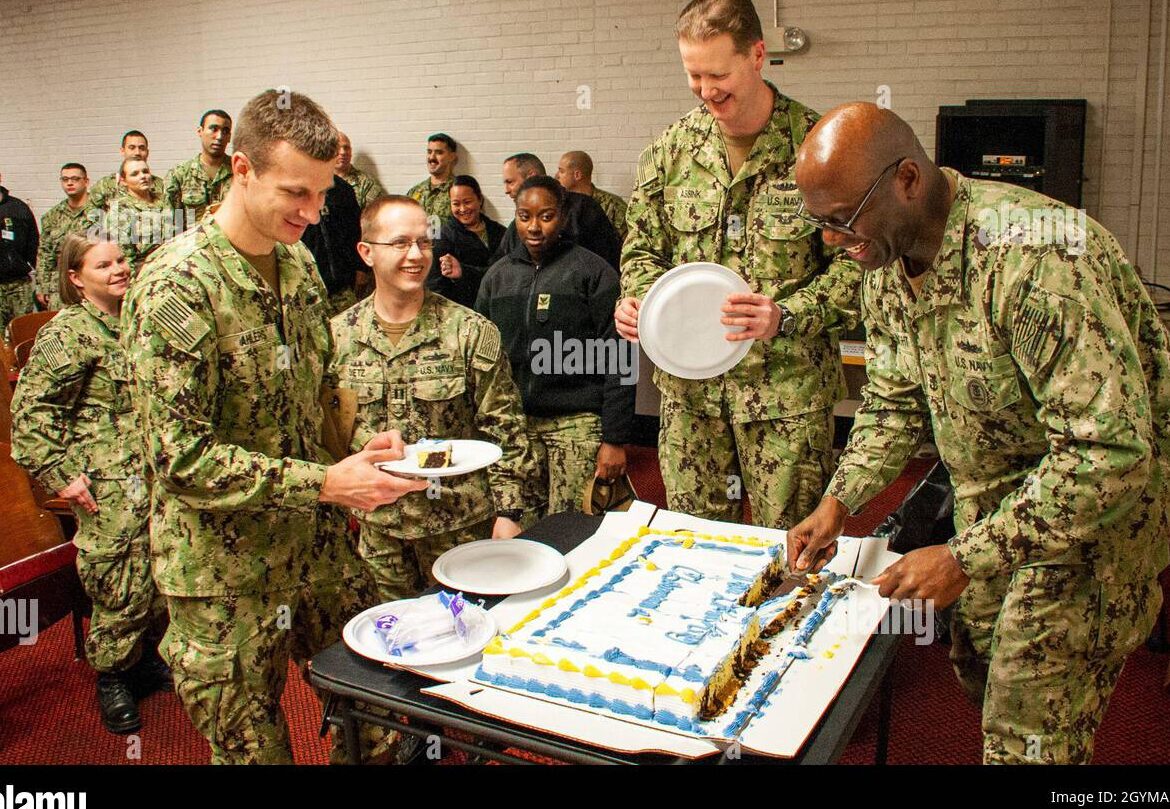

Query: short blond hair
left=360, top=195, right=424, bottom=242
left=231, top=89, right=339, bottom=174
left=676, top=0, right=764, bottom=54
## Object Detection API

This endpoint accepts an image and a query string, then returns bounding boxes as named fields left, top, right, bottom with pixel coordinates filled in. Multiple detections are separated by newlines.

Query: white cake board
left=419, top=503, right=906, bottom=759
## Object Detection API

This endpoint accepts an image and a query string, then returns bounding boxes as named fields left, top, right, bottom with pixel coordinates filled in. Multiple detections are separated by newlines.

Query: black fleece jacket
left=475, top=237, right=635, bottom=445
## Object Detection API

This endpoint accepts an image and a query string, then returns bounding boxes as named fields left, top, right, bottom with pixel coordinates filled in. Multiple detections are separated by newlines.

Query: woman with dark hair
left=476, top=175, right=635, bottom=515
left=427, top=175, right=505, bottom=309
left=11, top=233, right=167, bottom=735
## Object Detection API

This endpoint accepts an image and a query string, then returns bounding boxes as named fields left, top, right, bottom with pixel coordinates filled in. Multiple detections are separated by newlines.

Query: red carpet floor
left=2, top=447, right=1167, bottom=764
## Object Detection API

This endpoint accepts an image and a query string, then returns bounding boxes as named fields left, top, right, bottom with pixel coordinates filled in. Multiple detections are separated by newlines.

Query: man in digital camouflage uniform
left=88, top=130, right=164, bottom=211
left=615, top=0, right=861, bottom=530
left=406, top=133, right=458, bottom=221
left=329, top=195, right=542, bottom=601
left=336, top=131, right=386, bottom=211
left=122, top=89, right=427, bottom=765
left=164, top=109, right=234, bottom=225
left=35, top=163, right=91, bottom=310
left=789, top=102, right=1170, bottom=764
left=556, top=150, right=629, bottom=242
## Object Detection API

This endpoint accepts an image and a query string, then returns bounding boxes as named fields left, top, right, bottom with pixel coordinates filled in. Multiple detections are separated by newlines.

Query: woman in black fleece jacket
left=476, top=175, right=635, bottom=515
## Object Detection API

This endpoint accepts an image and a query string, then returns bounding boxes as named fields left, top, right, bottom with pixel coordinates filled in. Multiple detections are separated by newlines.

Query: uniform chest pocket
left=761, top=212, right=815, bottom=242
left=180, top=183, right=207, bottom=207
left=218, top=326, right=280, bottom=387
left=949, top=355, right=1021, bottom=413
left=667, top=200, right=720, bottom=234
left=412, top=375, right=466, bottom=402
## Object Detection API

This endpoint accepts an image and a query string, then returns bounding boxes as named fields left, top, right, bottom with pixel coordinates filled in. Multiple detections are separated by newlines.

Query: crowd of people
left=1, top=0, right=1167, bottom=767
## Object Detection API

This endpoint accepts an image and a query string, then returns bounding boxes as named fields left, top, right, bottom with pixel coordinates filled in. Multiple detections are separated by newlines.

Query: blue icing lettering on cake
left=478, top=528, right=849, bottom=731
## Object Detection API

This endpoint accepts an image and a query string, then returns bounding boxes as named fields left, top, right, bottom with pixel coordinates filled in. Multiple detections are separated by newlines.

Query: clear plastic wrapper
left=375, top=591, right=469, bottom=656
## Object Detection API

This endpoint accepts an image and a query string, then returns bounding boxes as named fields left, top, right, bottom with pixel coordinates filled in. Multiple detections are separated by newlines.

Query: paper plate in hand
left=343, top=598, right=496, bottom=667
left=375, top=439, right=502, bottom=478
left=638, top=262, right=753, bottom=379
left=432, top=539, right=569, bottom=595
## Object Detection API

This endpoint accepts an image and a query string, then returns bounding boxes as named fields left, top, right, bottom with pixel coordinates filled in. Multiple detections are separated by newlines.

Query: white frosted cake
left=476, top=527, right=846, bottom=733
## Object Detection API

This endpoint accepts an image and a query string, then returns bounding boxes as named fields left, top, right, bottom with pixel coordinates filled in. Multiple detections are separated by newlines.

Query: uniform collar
left=195, top=153, right=232, bottom=180
left=508, top=234, right=573, bottom=266
left=201, top=211, right=315, bottom=304
left=906, top=168, right=970, bottom=312
left=685, top=81, right=792, bottom=187
left=79, top=297, right=122, bottom=336
left=356, top=290, right=441, bottom=359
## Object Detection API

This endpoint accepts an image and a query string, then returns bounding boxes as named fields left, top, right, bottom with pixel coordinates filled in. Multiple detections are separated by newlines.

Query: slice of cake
left=415, top=438, right=453, bottom=469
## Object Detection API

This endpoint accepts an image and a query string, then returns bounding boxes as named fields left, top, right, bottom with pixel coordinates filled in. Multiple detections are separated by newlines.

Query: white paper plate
left=343, top=597, right=496, bottom=667
left=639, top=261, right=754, bottom=379
left=432, top=539, right=569, bottom=595
left=375, top=439, right=503, bottom=478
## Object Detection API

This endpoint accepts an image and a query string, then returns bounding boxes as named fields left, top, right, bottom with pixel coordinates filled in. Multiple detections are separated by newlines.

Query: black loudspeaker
left=936, top=99, right=1087, bottom=208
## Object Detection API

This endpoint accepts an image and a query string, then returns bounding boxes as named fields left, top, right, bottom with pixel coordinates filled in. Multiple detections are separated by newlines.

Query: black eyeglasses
left=796, top=157, right=906, bottom=236
left=362, top=237, right=435, bottom=253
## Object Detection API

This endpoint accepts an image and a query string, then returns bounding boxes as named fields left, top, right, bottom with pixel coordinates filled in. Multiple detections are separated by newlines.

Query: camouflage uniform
left=526, top=412, right=600, bottom=516
left=592, top=187, right=628, bottom=242
left=121, top=216, right=372, bottom=764
left=88, top=173, right=165, bottom=211
left=36, top=199, right=92, bottom=309
left=340, top=167, right=386, bottom=211
left=0, top=281, right=36, bottom=335
left=328, top=292, right=541, bottom=601
left=621, top=83, right=861, bottom=529
left=101, top=193, right=172, bottom=276
left=10, top=300, right=164, bottom=673
left=406, top=177, right=453, bottom=221
left=827, top=169, right=1170, bottom=764
left=164, top=155, right=233, bottom=224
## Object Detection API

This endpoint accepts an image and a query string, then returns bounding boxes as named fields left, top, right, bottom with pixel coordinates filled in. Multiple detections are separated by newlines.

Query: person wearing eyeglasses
left=327, top=195, right=540, bottom=602
left=788, top=102, right=1170, bottom=765
left=36, top=162, right=92, bottom=310
left=615, top=0, right=861, bottom=532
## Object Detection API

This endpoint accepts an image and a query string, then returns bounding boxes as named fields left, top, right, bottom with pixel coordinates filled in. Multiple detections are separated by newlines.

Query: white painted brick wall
left=1, top=0, right=1166, bottom=282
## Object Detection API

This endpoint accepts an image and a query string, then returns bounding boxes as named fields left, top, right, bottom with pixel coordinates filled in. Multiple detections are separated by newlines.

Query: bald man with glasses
left=789, top=102, right=1170, bottom=765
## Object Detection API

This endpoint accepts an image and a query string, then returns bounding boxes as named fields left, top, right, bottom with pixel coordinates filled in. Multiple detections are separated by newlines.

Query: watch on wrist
left=496, top=509, right=524, bottom=521
left=778, top=305, right=797, bottom=337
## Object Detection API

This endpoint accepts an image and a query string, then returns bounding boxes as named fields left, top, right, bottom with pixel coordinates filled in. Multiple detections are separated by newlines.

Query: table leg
left=340, top=696, right=361, bottom=765
left=875, top=661, right=894, bottom=765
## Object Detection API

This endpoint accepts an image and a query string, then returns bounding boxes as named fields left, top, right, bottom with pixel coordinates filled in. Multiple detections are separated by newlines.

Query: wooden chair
left=0, top=441, right=88, bottom=659
left=6, top=311, right=56, bottom=350
left=0, top=347, right=12, bottom=444
left=13, top=338, right=34, bottom=371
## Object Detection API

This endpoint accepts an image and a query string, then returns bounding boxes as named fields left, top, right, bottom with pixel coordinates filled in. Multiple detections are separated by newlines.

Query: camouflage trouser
left=526, top=412, right=601, bottom=515
left=0, top=279, right=35, bottom=337
left=658, top=402, right=834, bottom=530
left=359, top=517, right=495, bottom=603
left=328, top=287, right=358, bottom=318
left=163, top=510, right=383, bottom=766
left=74, top=476, right=164, bottom=673
left=951, top=566, right=1162, bottom=764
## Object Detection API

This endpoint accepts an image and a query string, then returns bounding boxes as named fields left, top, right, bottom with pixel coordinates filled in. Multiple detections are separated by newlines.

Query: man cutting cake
left=787, top=102, right=1170, bottom=764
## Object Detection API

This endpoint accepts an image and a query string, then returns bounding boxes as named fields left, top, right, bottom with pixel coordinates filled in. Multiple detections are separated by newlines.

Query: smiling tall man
left=122, top=89, right=427, bottom=764
left=615, top=0, right=861, bottom=530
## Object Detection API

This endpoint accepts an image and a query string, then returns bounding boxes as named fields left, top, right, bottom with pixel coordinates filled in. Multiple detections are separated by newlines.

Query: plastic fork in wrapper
left=375, top=591, right=470, bottom=656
